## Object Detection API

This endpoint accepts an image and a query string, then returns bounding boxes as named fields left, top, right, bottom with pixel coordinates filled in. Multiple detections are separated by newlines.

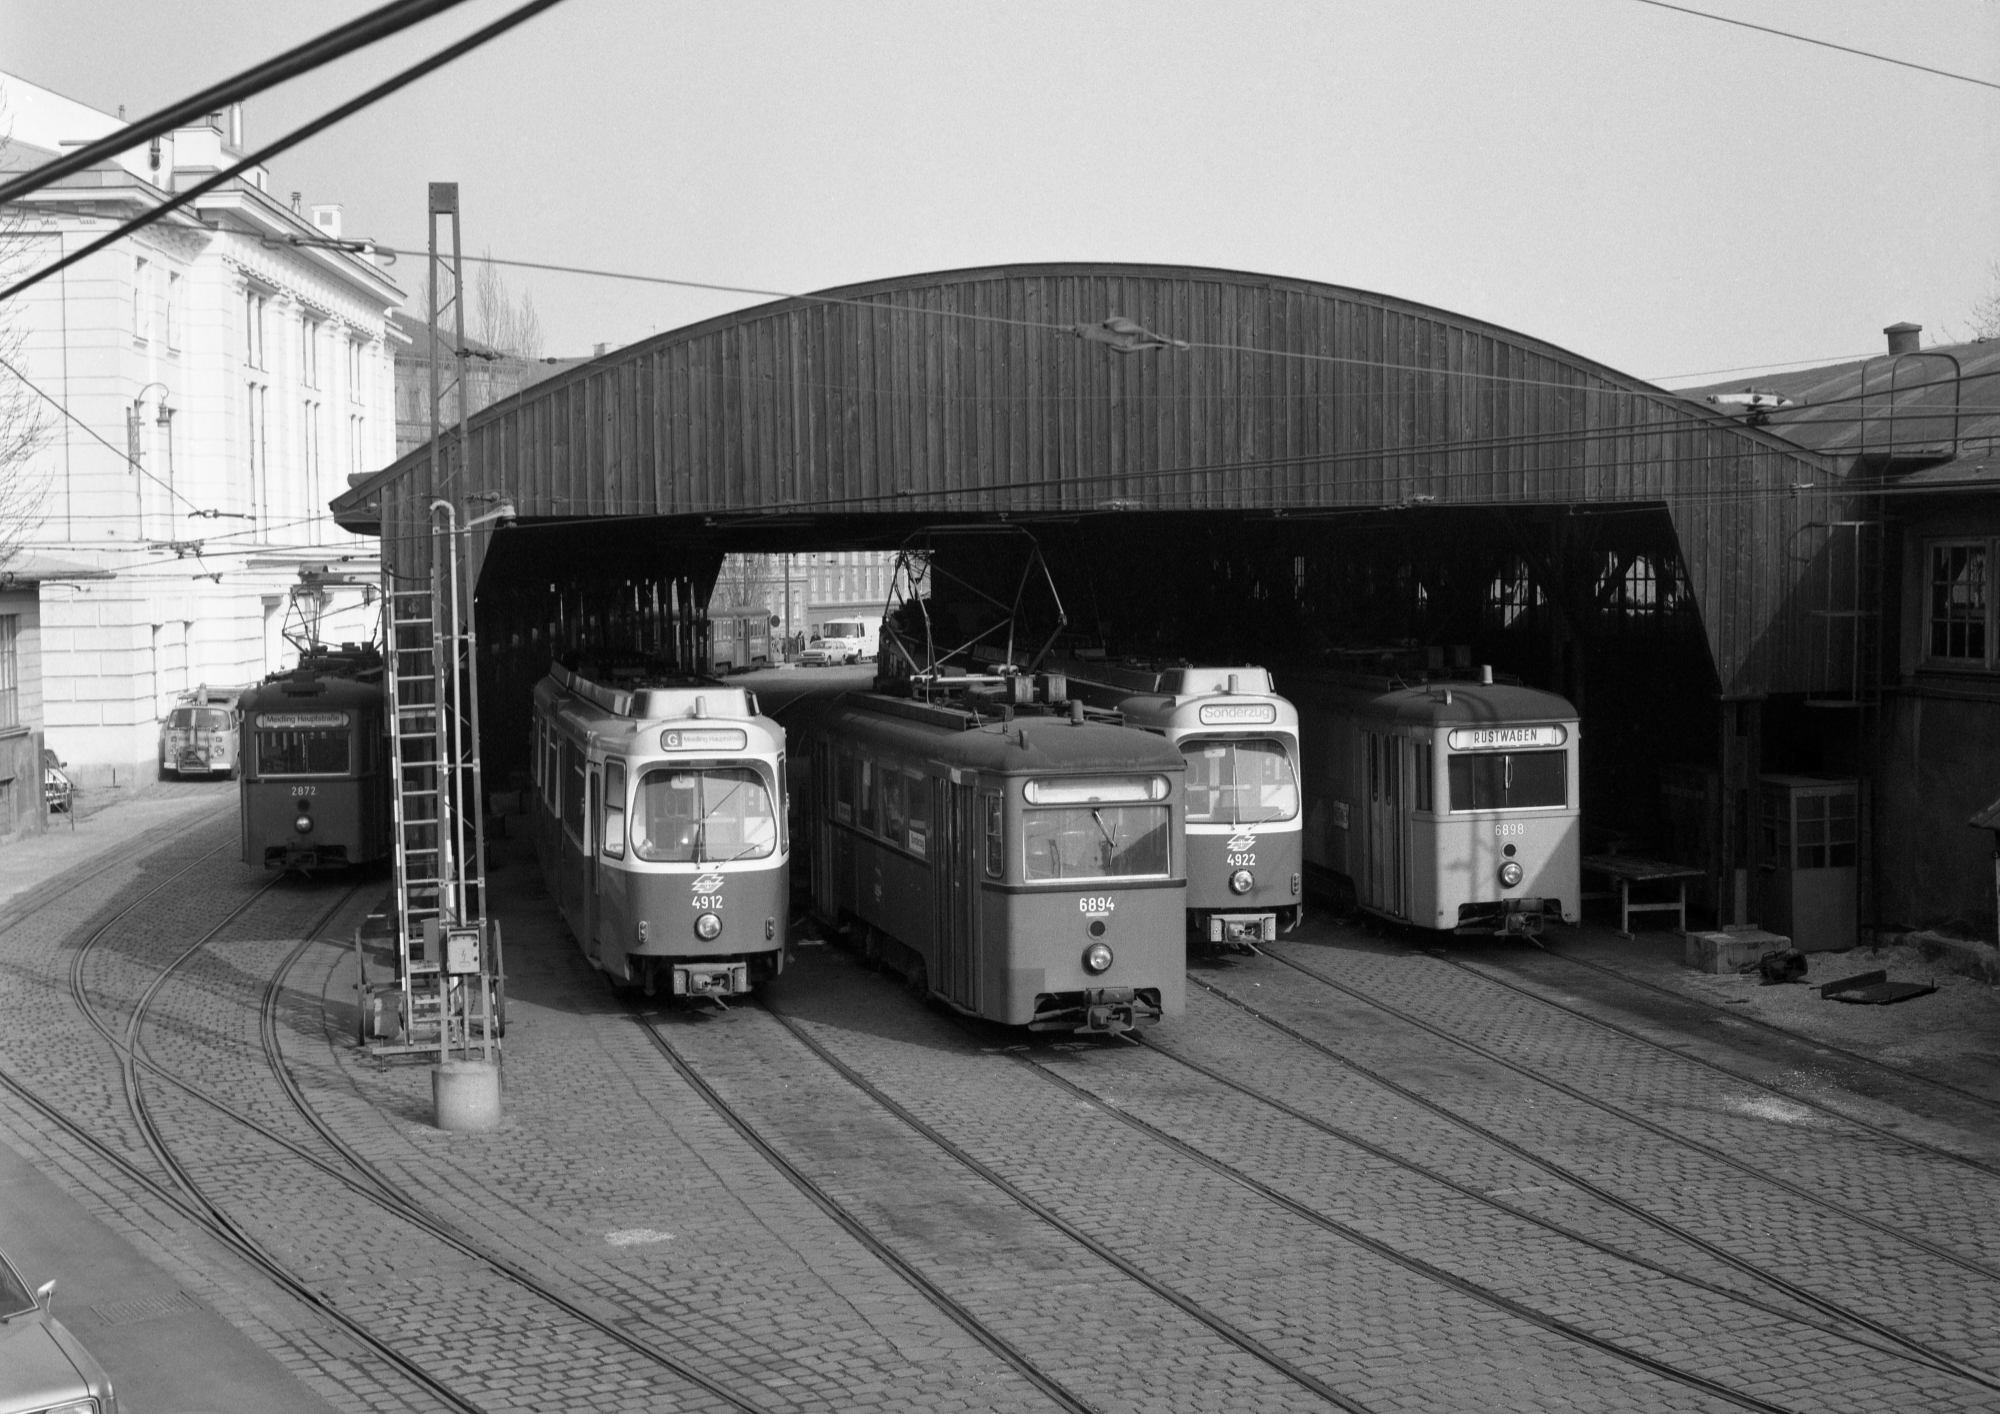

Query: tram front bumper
left=1455, top=897, right=1552, bottom=936
left=673, top=962, right=750, bottom=997
left=1206, top=912, right=1278, bottom=949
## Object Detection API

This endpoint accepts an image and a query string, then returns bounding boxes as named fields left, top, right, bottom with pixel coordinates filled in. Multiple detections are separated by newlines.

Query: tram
left=531, top=661, right=788, bottom=999
left=238, top=645, right=392, bottom=873
left=1055, top=660, right=1301, bottom=950
left=805, top=675, right=1188, bottom=1033
left=1282, top=665, right=1580, bottom=935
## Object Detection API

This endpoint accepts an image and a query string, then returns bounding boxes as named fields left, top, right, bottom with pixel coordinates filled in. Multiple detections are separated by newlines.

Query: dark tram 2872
left=238, top=644, right=392, bottom=873
left=805, top=674, right=1188, bottom=1034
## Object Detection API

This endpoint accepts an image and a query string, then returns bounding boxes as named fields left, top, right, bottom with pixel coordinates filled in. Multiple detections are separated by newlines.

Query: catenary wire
left=0, top=352, right=209, bottom=514
left=0, top=0, right=475, bottom=206
left=0, top=0, right=571, bottom=307
left=1629, top=0, right=2000, bottom=93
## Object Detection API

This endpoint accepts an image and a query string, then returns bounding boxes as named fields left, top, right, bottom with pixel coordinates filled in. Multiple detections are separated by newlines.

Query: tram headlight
left=1498, top=860, right=1524, bottom=888
left=694, top=912, right=722, bottom=941
left=1229, top=868, right=1254, bottom=895
left=294, top=813, right=314, bottom=835
left=1083, top=941, right=1114, bottom=974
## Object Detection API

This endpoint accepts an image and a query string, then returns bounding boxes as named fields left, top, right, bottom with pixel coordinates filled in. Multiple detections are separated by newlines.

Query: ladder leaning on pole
left=379, top=584, right=450, bottom=1054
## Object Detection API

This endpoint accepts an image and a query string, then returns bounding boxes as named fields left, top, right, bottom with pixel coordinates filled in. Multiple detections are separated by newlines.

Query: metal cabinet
left=1758, top=775, right=1857, bottom=951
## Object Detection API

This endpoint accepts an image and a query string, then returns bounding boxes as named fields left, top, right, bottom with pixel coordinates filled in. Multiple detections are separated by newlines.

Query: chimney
left=290, top=191, right=302, bottom=214
left=311, top=204, right=343, bottom=240
left=1884, top=322, right=1921, bottom=356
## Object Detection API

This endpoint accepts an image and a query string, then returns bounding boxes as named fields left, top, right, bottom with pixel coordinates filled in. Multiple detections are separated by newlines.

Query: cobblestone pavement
left=2, top=818, right=1997, bottom=1413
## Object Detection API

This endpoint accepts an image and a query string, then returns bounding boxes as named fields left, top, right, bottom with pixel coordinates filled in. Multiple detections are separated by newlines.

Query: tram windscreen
left=633, top=766, right=778, bottom=862
left=1182, top=737, right=1298, bottom=824
left=256, top=728, right=350, bottom=776
left=1023, top=805, right=1171, bottom=881
left=169, top=707, right=232, bottom=731
left=1447, top=750, right=1567, bottom=811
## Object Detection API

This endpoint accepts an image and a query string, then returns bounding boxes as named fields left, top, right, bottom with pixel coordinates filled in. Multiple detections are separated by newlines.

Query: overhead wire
left=0, top=0, right=476, bottom=206
left=0, top=352, right=208, bottom=515
left=1629, top=0, right=2000, bottom=94
left=0, top=0, right=570, bottom=307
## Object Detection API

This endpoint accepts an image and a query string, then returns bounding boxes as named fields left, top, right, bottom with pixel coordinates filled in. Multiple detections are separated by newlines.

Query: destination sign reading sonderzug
left=1445, top=725, right=1566, bottom=751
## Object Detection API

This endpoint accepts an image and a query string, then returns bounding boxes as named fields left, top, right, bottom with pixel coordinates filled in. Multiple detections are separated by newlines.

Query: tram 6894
left=1284, top=668, right=1580, bottom=936
left=806, top=682, right=1188, bottom=1033
left=1056, top=661, right=1301, bottom=950
left=238, top=646, right=391, bottom=873
left=532, top=662, right=788, bottom=1000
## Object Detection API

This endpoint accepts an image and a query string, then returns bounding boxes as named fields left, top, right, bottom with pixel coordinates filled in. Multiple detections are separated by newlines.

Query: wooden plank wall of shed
left=366, top=267, right=1837, bottom=694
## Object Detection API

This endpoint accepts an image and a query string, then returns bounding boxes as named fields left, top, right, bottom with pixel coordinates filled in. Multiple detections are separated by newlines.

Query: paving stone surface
left=1, top=817, right=1996, bottom=1414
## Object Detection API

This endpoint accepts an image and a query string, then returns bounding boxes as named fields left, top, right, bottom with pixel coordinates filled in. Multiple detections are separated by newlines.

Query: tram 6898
left=806, top=683, right=1188, bottom=1033
left=1056, top=661, right=1301, bottom=950
left=1285, top=669, right=1580, bottom=936
left=532, top=662, right=788, bottom=999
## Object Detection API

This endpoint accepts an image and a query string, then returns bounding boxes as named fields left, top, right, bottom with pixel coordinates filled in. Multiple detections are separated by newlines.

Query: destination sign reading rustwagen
left=1446, top=725, right=1567, bottom=751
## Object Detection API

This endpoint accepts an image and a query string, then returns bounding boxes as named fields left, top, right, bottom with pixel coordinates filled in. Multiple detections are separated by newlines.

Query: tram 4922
left=1284, top=669, right=1581, bottom=936
left=532, top=662, right=789, bottom=1000
left=806, top=687, right=1188, bottom=1034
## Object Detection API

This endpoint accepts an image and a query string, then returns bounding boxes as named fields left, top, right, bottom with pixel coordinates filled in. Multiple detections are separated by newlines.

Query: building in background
left=1, top=73, right=396, bottom=785
left=711, top=550, right=898, bottom=655
left=0, top=554, right=112, bottom=837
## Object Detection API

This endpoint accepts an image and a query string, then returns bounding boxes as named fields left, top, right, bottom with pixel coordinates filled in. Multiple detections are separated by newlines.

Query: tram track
left=1132, top=1002, right=2000, bottom=1395
left=63, top=867, right=782, bottom=1414
left=1251, top=946, right=2000, bottom=1284
left=1470, top=943, right=2000, bottom=1122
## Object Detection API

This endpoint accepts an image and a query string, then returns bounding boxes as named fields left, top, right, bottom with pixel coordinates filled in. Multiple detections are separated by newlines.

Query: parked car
left=158, top=684, right=248, bottom=780
left=0, top=1245, right=118, bottom=1414
left=800, top=618, right=878, bottom=666
left=42, top=749, right=72, bottom=815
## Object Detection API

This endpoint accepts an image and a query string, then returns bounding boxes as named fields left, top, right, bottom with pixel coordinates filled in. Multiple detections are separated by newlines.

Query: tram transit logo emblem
left=692, top=873, right=725, bottom=896
left=1226, top=831, right=1259, bottom=854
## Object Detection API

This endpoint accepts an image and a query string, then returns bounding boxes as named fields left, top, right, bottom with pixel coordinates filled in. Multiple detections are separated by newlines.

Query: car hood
left=0, top=1314, right=87, bottom=1411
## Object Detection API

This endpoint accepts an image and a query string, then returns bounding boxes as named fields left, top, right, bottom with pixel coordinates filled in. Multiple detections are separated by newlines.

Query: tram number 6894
left=1077, top=896, right=1117, bottom=915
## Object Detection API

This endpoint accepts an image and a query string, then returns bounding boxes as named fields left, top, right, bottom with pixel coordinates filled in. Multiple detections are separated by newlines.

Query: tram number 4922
left=1226, top=852, right=1256, bottom=867
left=1077, top=896, right=1117, bottom=915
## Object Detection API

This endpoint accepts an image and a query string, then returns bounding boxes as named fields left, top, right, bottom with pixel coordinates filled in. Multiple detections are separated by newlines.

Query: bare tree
left=0, top=109, right=53, bottom=570
left=472, top=251, right=544, bottom=359
left=1967, top=260, right=2000, bottom=342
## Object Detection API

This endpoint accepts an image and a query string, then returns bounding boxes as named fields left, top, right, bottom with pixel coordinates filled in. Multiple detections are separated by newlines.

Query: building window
left=244, top=290, right=266, bottom=370
left=347, top=340, right=363, bottom=401
left=165, top=272, right=181, bottom=351
left=349, top=413, right=365, bottom=477
left=133, top=256, right=150, bottom=342
left=247, top=382, right=268, bottom=524
left=1927, top=540, right=1990, bottom=666
left=302, top=317, right=320, bottom=389
left=0, top=615, right=17, bottom=729
left=303, top=400, right=322, bottom=541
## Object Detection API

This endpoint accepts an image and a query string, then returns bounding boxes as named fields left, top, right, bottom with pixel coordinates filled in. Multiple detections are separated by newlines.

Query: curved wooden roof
left=335, top=262, right=1844, bottom=693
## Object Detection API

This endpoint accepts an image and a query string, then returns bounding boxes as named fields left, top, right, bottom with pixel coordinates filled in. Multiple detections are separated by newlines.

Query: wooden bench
left=1582, top=854, right=1705, bottom=938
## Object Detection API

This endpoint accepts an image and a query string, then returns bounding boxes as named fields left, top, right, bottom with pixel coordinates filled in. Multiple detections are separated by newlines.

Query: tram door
left=932, top=776, right=979, bottom=1011
left=1363, top=732, right=1407, bottom=919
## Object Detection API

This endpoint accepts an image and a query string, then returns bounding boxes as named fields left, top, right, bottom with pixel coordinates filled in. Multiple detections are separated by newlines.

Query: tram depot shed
left=332, top=262, right=1998, bottom=943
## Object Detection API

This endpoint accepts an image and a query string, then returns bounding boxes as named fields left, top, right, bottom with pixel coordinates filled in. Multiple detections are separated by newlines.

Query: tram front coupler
left=1201, top=911, right=1277, bottom=953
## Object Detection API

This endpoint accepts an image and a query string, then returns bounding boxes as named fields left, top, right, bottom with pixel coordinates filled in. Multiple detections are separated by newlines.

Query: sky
left=2, top=0, right=1995, bottom=386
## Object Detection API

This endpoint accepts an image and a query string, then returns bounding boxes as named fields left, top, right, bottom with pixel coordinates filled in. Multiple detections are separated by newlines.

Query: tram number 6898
left=1494, top=823, right=1525, bottom=837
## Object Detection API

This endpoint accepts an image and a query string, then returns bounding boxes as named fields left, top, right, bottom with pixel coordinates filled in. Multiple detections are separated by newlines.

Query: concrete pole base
left=432, top=1059, right=502, bottom=1132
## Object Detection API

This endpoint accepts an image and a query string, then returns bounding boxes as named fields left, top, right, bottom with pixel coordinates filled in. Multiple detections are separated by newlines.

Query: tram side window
left=1414, top=742, right=1434, bottom=812
left=257, top=727, right=350, bottom=777
left=858, top=759, right=876, bottom=832
left=833, top=753, right=854, bottom=824
left=1446, top=750, right=1566, bottom=811
left=561, top=739, right=586, bottom=840
left=602, top=759, right=626, bottom=858
left=905, top=770, right=929, bottom=857
left=983, top=792, right=1003, bottom=877
left=881, top=767, right=906, bottom=845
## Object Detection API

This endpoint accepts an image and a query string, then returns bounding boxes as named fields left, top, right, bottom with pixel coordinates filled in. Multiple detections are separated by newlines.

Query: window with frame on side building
left=1927, top=539, right=1990, bottom=667
left=0, top=615, right=17, bottom=730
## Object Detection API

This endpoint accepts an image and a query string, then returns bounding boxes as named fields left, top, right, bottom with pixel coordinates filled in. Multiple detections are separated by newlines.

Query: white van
left=802, top=617, right=878, bottom=666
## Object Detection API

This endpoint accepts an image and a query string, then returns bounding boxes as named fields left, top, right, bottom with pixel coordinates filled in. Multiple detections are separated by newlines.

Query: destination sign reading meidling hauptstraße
left=661, top=727, right=749, bottom=751
left=255, top=712, right=348, bottom=729
left=1446, top=725, right=1567, bottom=751
left=1198, top=702, right=1278, bottom=725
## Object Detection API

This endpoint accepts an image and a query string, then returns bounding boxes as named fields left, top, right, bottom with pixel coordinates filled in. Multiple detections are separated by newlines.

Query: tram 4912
left=806, top=684, right=1188, bottom=1034
left=238, top=645, right=392, bottom=873
left=531, top=662, right=789, bottom=1000
left=1053, top=660, right=1302, bottom=950
left=1282, top=667, right=1581, bottom=936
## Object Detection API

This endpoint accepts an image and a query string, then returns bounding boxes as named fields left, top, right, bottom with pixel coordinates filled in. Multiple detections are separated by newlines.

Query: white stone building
left=2, top=74, right=399, bottom=784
